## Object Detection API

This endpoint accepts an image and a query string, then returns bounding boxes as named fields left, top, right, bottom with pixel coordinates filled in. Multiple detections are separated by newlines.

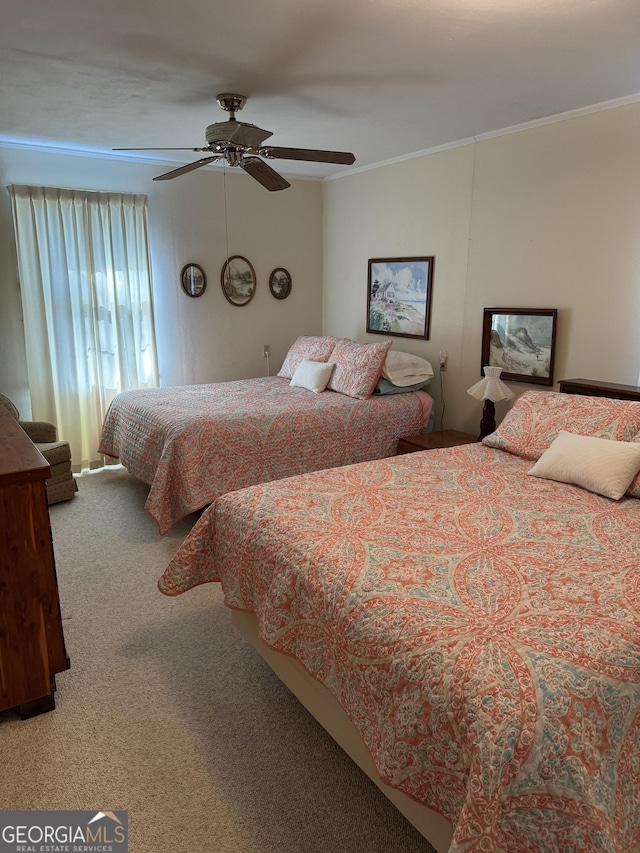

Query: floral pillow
left=277, top=336, right=339, bottom=379
left=483, top=390, right=640, bottom=461
left=327, top=338, right=393, bottom=400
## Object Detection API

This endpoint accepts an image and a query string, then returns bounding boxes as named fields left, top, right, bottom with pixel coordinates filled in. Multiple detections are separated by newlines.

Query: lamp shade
left=467, top=366, right=514, bottom=402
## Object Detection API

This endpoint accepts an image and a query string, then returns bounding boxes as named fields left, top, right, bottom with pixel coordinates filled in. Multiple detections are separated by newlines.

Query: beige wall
left=0, top=148, right=323, bottom=416
left=323, top=101, right=640, bottom=435
left=322, top=143, right=476, bottom=432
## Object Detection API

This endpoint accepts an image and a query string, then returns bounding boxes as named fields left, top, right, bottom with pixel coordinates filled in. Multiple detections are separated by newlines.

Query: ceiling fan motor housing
left=205, top=121, right=272, bottom=148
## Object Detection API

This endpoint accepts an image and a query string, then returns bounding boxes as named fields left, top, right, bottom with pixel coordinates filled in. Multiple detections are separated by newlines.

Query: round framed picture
left=221, top=255, right=256, bottom=307
left=269, top=267, right=292, bottom=300
left=180, top=263, right=207, bottom=298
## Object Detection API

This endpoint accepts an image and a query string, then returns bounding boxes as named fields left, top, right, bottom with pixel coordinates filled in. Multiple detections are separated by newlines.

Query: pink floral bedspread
left=159, top=443, right=640, bottom=852
left=98, top=377, right=432, bottom=534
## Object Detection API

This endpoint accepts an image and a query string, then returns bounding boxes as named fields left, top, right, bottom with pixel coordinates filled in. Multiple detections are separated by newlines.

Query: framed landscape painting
left=481, top=307, right=558, bottom=385
left=220, top=255, right=256, bottom=307
left=366, top=256, right=434, bottom=340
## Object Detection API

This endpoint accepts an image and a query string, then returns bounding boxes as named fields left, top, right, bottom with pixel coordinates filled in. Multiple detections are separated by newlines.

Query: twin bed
left=99, top=337, right=433, bottom=534
left=154, top=379, right=640, bottom=852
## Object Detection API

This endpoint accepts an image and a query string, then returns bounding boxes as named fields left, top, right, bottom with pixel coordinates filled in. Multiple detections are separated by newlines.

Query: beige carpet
left=0, top=467, right=438, bottom=852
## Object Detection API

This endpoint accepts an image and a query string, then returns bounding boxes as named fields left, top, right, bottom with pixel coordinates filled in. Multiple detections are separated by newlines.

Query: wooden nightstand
left=397, top=429, right=478, bottom=455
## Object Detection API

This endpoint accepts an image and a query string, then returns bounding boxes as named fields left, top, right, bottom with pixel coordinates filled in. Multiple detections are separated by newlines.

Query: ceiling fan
left=114, top=93, right=356, bottom=191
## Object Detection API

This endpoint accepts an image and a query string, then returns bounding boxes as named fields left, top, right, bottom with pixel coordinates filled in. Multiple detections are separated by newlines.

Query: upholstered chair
left=0, top=393, right=77, bottom=505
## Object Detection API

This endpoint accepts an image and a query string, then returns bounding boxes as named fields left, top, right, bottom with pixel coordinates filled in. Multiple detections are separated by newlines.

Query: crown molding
left=328, top=91, right=640, bottom=181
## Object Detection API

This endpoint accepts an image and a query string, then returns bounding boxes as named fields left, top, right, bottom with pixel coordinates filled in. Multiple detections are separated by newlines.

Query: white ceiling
left=2, top=0, right=640, bottom=182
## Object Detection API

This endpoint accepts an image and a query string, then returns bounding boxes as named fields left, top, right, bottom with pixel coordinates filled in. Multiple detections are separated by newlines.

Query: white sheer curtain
left=8, top=184, right=159, bottom=471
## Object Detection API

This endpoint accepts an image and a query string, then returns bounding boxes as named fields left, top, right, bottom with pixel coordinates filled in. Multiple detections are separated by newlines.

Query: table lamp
left=467, top=366, right=514, bottom=440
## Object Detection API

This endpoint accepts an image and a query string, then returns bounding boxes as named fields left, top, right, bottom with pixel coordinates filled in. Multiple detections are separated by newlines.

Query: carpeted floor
left=0, top=467, right=438, bottom=852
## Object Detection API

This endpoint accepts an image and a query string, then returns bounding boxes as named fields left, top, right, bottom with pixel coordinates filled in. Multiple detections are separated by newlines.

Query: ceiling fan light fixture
left=225, top=151, right=243, bottom=167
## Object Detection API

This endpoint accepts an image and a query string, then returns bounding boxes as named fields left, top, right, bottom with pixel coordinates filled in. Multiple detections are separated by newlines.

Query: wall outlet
left=263, top=344, right=270, bottom=358
left=439, top=350, right=448, bottom=371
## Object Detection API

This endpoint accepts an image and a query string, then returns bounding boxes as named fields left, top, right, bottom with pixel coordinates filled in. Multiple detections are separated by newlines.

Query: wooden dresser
left=0, top=404, right=69, bottom=718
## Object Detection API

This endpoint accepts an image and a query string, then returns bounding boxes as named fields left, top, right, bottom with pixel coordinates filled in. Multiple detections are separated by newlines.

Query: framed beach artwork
left=366, top=256, right=434, bottom=340
left=481, top=307, right=558, bottom=385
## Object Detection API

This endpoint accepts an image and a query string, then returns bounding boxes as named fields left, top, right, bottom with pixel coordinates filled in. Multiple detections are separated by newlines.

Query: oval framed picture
left=221, top=255, right=256, bottom=307
left=180, top=263, right=207, bottom=298
left=269, top=267, right=292, bottom=300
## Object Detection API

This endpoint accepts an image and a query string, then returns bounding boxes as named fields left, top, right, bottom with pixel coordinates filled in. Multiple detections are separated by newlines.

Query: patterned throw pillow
left=483, top=390, right=640, bottom=461
left=277, top=336, right=339, bottom=379
left=327, top=339, right=393, bottom=400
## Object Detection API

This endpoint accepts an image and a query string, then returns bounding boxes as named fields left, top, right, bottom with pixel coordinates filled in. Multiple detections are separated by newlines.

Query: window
left=8, top=184, right=159, bottom=471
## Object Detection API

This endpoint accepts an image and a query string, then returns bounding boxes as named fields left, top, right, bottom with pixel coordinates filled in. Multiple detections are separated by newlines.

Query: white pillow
left=382, top=351, right=434, bottom=387
left=527, top=430, right=640, bottom=500
left=290, top=359, right=335, bottom=393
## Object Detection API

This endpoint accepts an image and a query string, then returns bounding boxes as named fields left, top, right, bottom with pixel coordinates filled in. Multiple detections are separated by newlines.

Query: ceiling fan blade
left=206, top=122, right=273, bottom=149
left=232, top=125, right=273, bottom=148
left=240, top=157, right=291, bottom=192
left=153, top=156, right=221, bottom=181
left=260, top=147, right=355, bottom=165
